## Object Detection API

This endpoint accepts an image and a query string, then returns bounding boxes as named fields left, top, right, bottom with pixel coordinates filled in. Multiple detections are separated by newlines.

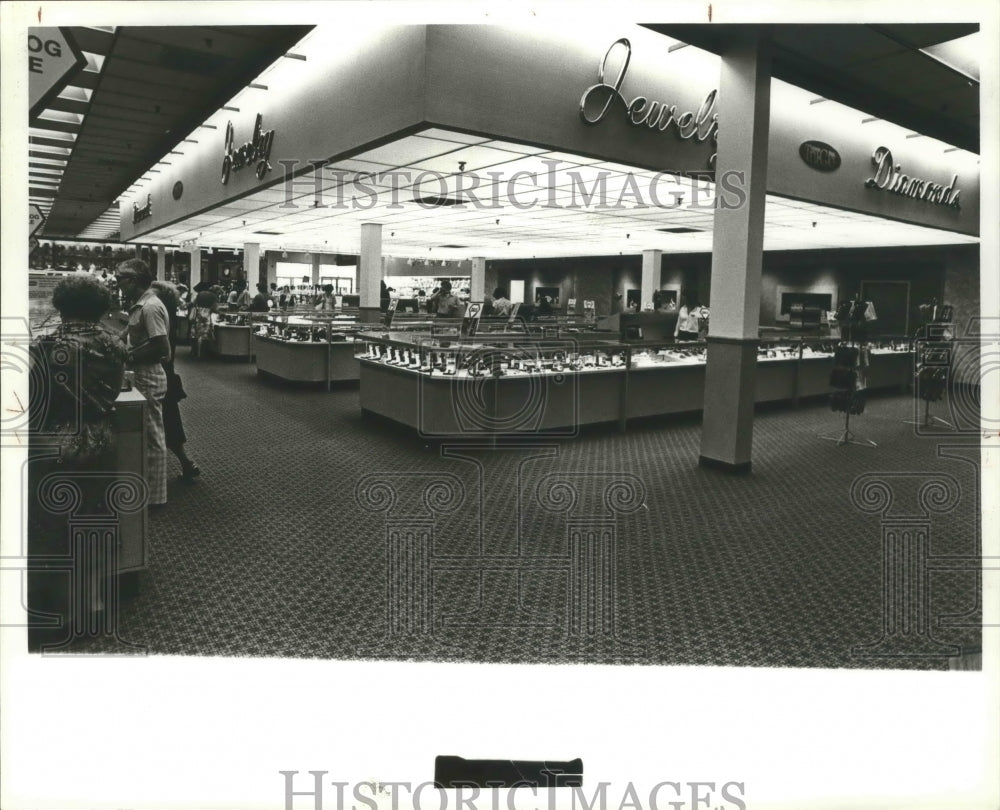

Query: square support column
left=471, top=257, right=486, bottom=301
left=188, top=247, right=201, bottom=290
left=266, top=254, right=277, bottom=289
left=155, top=245, right=166, bottom=281
left=641, top=249, right=662, bottom=310
left=243, top=242, right=260, bottom=288
left=359, top=223, right=383, bottom=322
left=699, top=32, right=771, bottom=473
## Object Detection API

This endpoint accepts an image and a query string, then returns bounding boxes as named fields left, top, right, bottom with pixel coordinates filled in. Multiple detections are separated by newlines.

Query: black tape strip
left=434, top=755, right=583, bottom=788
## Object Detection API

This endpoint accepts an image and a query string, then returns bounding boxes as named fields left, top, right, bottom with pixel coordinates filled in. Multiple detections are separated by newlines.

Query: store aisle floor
left=64, top=351, right=981, bottom=668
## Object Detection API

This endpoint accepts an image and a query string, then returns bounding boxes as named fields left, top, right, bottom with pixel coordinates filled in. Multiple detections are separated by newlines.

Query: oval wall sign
left=172, top=181, right=184, bottom=200
left=799, top=140, right=841, bottom=172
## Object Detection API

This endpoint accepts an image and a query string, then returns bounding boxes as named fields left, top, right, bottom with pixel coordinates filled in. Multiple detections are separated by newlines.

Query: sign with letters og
left=29, top=204, right=46, bottom=237
left=29, top=28, right=87, bottom=117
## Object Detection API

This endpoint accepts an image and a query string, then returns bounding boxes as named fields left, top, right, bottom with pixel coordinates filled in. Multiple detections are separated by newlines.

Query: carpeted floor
left=46, top=349, right=983, bottom=668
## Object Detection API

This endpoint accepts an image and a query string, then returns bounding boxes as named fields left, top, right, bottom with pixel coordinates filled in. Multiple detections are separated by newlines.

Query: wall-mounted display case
left=355, top=332, right=912, bottom=436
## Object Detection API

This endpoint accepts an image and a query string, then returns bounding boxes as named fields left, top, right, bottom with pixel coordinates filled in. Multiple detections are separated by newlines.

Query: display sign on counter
left=461, top=301, right=484, bottom=337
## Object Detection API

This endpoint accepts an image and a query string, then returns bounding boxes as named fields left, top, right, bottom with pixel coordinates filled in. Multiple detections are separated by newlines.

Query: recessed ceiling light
left=657, top=227, right=703, bottom=234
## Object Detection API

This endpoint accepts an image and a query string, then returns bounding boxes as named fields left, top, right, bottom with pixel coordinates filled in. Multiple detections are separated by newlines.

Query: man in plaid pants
left=116, top=259, right=170, bottom=507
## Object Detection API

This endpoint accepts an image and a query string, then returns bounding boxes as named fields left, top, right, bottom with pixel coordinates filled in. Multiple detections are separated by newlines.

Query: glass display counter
left=356, top=332, right=628, bottom=435
left=212, top=312, right=266, bottom=359
left=356, top=332, right=913, bottom=436
left=26, top=387, right=148, bottom=648
left=253, top=314, right=360, bottom=385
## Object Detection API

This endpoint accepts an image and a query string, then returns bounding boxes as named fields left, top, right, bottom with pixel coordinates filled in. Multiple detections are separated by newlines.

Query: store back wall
left=486, top=244, right=977, bottom=333
left=489, top=255, right=643, bottom=315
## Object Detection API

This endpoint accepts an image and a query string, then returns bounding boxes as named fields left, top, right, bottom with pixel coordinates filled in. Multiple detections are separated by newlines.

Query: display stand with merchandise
left=819, top=342, right=877, bottom=448
left=904, top=317, right=956, bottom=430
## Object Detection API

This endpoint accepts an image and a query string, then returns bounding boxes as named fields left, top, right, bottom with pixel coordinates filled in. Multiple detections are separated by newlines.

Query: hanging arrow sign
left=29, top=204, right=46, bottom=237
left=29, top=27, right=87, bottom=118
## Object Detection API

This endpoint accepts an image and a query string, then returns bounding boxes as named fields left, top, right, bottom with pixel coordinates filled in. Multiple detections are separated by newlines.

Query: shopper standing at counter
left=189, top=283, right=218, bottom=359
left=228, top=280, right=251, bottom=311
left=490, top=287, right=513, bottom=317
left=434, top=280, right=462, bottom=317
left=152, top=281, right=202, bottom=482
left=31, top=273, right=126, bottom=464
left=116, top=259, right=170, bottom=507
left=250, top=283, right=271, bottom=312
left=675, top=295, right=700, bottom=341
left=380, top=279, right=391, bottom=313
left=29, top=274, right=127, bottom=633
left=315, top=284, right=337, bottom=311
left=278, top=285, right=297, bottom=310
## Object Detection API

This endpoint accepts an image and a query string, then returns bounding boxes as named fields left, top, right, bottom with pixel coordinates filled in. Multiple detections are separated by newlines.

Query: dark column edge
left=704, top=336, right=760, bottom=347
left=698, top=455, right=753, bottom=474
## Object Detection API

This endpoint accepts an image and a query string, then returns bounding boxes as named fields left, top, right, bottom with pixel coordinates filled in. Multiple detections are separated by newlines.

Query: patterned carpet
left=38, top=349, right=983, bottom=668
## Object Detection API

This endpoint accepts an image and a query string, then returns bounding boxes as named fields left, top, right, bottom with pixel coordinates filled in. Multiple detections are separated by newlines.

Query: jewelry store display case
left=356, top=331, right=629, bottom=435
left=253, top=313, right=363, bottom=385
left=356, top=331, right=913, bottom=437
left=212, top=311, right=266, bottom=359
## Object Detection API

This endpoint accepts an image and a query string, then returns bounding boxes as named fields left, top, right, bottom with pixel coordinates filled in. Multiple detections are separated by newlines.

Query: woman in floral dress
left=188, top=284, right=218, bottom=358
